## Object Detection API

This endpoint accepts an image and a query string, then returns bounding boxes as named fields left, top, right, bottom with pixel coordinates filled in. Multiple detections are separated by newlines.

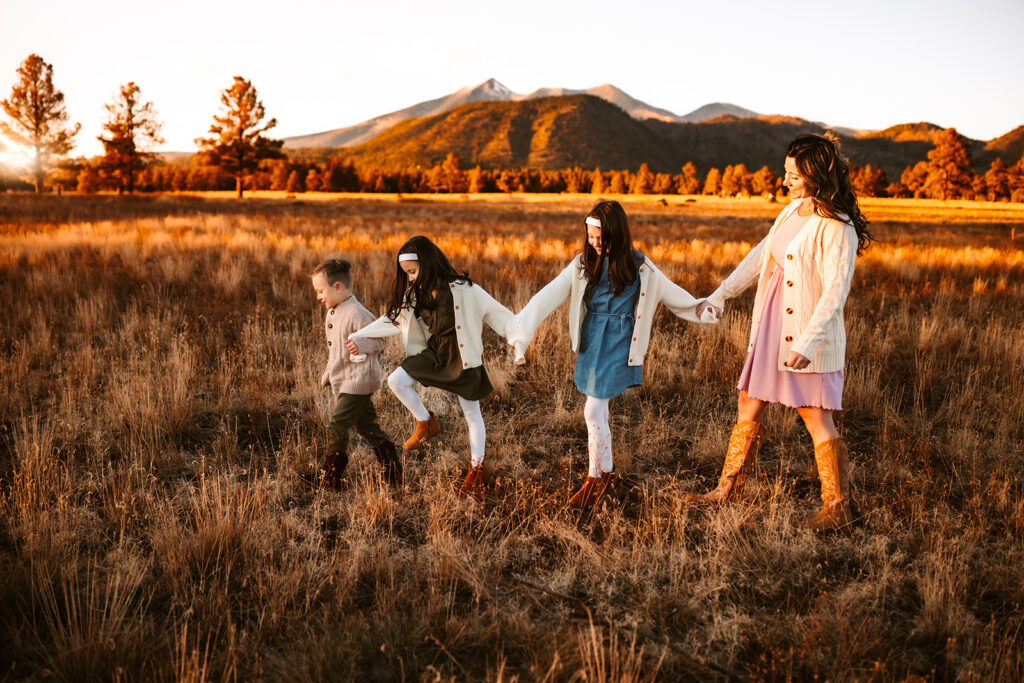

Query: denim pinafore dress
left=574, top=253, right=644, bottom=399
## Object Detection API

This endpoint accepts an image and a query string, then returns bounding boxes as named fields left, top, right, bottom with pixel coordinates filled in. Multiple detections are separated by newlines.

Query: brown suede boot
left=799, top=437, right=854, bottom=531
left=403, top=412, right=440, bottom=451
left=569, top=471, right=616, bottom=509
left=458, top=464, right=488, bottom=498
left=685, top=421, right=764, bottom=504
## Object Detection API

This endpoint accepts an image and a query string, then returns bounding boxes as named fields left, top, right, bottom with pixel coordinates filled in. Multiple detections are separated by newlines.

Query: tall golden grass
left=1, top=193, right=1022, bottom=680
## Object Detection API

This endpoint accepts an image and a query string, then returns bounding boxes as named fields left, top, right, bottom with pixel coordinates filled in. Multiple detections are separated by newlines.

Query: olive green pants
left=328, top=393, right=390, bottom=455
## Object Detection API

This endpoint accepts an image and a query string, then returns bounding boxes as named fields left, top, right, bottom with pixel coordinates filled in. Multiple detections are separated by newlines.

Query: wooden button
left=785, top=335, right=793, bottom=342
left=463, top=362, right=468, bottom=367
left=786, top=281, right=793, bottom=287
left=785, top=308, right=793, bottom=314
left=328, top=341, right=332, bottom=346
left=455, top=306, right=459, bottom=310
left=786, top=254, right=793, bottom=260
left=459, top=343, right=464, bottom=347
left=632, top=337, right=637, bottom=341
left=328, top=323, right=333, bottom=328
left=456, top=325, right=461, bottom=329
left=640, top=292, right=646, bottom=296
left=329, top=310, right=334, bottom=315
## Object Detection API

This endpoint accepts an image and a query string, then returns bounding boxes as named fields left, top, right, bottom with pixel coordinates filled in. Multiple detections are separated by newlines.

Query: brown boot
left=320, top=450, right=348, bottom=490
left=458, top=464, right=488, bottom=498
left=569, top=471, right=616, bottom=509
left=685, top=421, right=764, bottom=504
left=799, top=438, right=854, bottom=531
left=403, top=412, right=440, bottom=451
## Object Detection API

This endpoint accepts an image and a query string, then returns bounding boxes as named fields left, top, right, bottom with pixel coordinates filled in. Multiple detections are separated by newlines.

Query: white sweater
left=707, top=201, right=858, bottom=373
left=509, top=254, right=717, bottom=367
left=349, top=280, right=514, bottom=369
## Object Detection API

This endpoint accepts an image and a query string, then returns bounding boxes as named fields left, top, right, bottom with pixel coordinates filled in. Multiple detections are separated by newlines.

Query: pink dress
left=736, top=211, right=845, bottom=410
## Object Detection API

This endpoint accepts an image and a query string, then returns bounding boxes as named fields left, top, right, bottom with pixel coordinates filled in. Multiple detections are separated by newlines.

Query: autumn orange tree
left=0, top=54, right=80, bottom=192
left=922, top=127, right=974, bottom=200
left=98, top=82, right=163, bottom=194
left=195, top=76, right=282, bottom=197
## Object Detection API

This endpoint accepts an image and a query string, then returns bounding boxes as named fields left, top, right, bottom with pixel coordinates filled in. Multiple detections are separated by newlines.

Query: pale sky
left=1, top=0, right=1022, bottom=160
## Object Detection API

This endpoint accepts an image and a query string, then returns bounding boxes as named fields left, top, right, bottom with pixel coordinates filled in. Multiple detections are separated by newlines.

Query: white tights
left=387, top=367, right=486, bottom=466
left=583, top=396, right=613, bottom=478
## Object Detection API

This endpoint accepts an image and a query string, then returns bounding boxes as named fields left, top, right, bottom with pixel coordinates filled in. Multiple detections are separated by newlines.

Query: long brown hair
left=787, top=133, right=873, bottom=253
left=581, top=200, right=639, bottom=296
left=385, top=236, right=472, bottom=322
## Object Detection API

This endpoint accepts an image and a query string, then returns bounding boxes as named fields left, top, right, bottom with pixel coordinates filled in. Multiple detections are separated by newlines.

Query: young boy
left=311, top=258, right=400, bottom=488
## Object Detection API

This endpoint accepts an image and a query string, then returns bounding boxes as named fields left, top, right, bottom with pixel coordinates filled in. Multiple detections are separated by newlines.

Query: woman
left=687, top=133, right=872, bottom=531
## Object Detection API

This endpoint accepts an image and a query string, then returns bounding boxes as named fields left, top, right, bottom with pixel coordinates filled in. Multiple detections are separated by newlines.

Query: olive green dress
left=401, top=283, right=493, bottom=401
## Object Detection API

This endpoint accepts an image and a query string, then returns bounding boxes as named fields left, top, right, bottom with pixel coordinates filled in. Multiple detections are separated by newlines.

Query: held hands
left=344, top=339, right=360, bottom=355
left=785, top=351, right=811, bottom=370
left=697, top=299, right=722, bottom=323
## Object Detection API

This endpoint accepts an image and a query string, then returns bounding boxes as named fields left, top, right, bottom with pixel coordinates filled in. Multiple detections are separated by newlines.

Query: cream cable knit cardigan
left=321, top=295, right=385, bottom=395
left=707, top=201, right=859, bottom=374
left=349, top=280, right=514, bottom=369
left=508, top=254, right=717, bottom=367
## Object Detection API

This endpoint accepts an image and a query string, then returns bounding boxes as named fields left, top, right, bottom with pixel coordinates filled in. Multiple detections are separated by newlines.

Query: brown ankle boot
left=403, top=412, right=440, bottom=451
left=799, top=438, right=854, bottom=531
left=458, top=464, right=488, bottom=498
left=685, top=421, right=764, bottom=504
left=569, top=471, right=616, bottom=509
left=320, top=450, right=348, bottom=490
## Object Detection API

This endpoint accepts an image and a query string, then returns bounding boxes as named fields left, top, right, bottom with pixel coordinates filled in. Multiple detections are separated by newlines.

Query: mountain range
left=282, top=78, right=763, bottom=149
left=279, top=79, right=1024, bottom=179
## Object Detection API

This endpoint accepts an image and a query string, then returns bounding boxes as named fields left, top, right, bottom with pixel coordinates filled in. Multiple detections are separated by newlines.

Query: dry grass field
left=1, top=192, right=1023, bottom=681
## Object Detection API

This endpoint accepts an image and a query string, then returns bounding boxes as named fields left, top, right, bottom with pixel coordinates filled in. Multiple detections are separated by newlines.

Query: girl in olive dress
left=348, top=236, right=515, bottom=497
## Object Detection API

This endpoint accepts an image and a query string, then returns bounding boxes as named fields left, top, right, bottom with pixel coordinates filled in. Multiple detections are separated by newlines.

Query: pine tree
left=98, top=82, right=163, bottom=194
left=750, top=165, right=777, bottom=197
left=922, top=128, right=974, bottom=200
left=440, top=152, right=467, bottom=193
left=195, top=76, right=283, bottom=198
left=983, top=158, right=1010, bottom=201
left=703, top=167, right=722, bottom=195
left=0, top=54, right=80, bottom=192
left=676, top=162, right=701, bottom=195
left=719, top=165, right=737, bottom=197
left=608, top=171, right=626, bottom=194
left=901, top=161, right=929, bottom=198
left=631, top=163, right=654, bottom=194
left=590, top=167, right=604, bottom=194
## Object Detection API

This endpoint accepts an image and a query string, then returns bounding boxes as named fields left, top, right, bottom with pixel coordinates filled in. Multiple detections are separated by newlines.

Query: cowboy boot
left=569, top=471, right=617, bottom=510
left=799, top=438, right=854, bottom=531
left=373, top=441, right=402, bottom=486
left=320, top=450, right=348, bottom=490
left=458, top=464, right=488, bottom=498
left=685, top=421, right=764, bottom=504
left=569, top=476, right=602, bottom=508
left=403, top=412, right=440, bottom=451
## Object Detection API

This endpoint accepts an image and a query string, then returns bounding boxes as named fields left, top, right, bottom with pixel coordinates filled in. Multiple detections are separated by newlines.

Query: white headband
left=398, top=253, right=419, bottom=262
left=585, top=216, right=601, bottom=228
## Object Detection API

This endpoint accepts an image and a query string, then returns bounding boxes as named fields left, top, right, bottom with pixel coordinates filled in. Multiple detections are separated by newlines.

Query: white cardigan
left=509, top=254, right=717, bottom=367
left=707, top=201, right=858, bottom=373
left=349, top=280, right=514, bottom=369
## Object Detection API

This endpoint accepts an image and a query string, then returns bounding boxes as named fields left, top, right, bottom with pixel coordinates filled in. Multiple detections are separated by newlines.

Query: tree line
left=3, top=53, right=1024, bottom=202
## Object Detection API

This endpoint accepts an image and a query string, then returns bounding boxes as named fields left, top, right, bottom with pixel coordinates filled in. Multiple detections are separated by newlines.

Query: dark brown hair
left=581, top=200, right=639, bottom=296
left=787, top=133, right=873, bottom=253
left=385, top=236, right=472, bottom=322
left=311, top=258, right=352, bottom=288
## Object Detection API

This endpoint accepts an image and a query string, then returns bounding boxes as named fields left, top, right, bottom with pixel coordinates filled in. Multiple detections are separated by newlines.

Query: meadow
left=1, top=192, right=1022, bottom=681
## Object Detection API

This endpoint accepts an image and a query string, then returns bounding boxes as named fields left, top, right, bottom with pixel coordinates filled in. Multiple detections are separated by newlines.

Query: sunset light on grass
left=2, top=0, right=1023, bottom=680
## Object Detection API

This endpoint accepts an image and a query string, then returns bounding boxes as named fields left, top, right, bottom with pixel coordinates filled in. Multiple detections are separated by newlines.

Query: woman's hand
left=345, top=339, right=361, bottom=355
left=786, top=351, right=811, bottom=370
